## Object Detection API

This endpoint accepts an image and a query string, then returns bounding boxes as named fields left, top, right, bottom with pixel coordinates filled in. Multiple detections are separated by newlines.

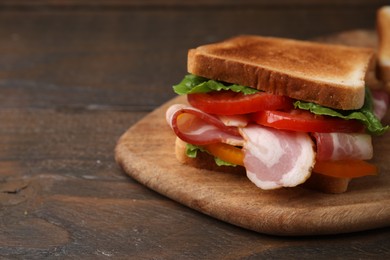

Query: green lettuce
left=294, top=88, right=388, bottom=135
left=185, top=143, right=237, bottom=167
left=173, top=74, right=258, bottom=95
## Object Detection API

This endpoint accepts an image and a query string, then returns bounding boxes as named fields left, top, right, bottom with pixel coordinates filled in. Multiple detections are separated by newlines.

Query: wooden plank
left=0, top=9, right=384, bottom=110
left=0, top=175, right=389, bottom=258
left=0, top=0, right=388, bottom=8
left=0, top=108, right=145, bottom=168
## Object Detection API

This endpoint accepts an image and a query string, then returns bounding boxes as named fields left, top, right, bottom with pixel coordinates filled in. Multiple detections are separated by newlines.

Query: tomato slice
left=187, top=91, right=292, bottom=115
left=252, top=109, right=365, bottom=133
left=313, top=160, right=377, bottom=178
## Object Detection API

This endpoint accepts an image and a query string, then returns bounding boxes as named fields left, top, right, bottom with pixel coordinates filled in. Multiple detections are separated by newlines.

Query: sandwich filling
left=166, top=75, right=389, bottom=190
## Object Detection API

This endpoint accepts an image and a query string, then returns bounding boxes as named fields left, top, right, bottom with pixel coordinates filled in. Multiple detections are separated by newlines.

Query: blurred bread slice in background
left=378, top=6, right=390, bottom=90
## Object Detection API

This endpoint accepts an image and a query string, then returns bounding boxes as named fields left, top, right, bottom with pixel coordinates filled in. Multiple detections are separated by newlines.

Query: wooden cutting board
left=115, top=31, right=390, bottom=236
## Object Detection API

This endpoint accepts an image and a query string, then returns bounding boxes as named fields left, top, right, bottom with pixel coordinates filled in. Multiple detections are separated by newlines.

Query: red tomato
left=252, top=109, right=365, bottom=133
left=187, top=91, right=292, bottom=115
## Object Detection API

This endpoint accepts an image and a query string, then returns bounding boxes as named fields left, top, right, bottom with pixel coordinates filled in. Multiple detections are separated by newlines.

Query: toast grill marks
left=188, top=35, right=375, bottom=110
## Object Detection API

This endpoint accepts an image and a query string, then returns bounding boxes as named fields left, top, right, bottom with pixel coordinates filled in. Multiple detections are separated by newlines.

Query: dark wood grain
left=0, top=0, right=389, bottom=258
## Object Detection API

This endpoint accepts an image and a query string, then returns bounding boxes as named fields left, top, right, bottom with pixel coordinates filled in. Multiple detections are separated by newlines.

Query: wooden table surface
left=1, top=1, right=389, bottom=258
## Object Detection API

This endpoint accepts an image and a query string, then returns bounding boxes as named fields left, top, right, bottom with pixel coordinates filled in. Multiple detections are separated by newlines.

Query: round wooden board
left=115, top=95, right=390, bottom=236
left=115, top=31, right=390, bottom=236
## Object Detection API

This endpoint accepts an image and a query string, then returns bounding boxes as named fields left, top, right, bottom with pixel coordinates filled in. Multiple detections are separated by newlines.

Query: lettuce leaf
left=294, top=88, right=388, bottom=135
left=185, top=143, right=237, bottom=167
left=185, top=143, right=204, bottom=158
left=173, top=74, right=258, bottom=95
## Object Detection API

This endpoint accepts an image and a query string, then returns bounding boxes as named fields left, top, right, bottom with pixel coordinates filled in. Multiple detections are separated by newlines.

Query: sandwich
left=165, top=35, right=389, bottom=193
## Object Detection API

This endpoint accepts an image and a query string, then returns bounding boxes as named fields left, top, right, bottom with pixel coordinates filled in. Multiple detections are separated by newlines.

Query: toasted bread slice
left=378, top=6, right=390, bottom=89
left=175, top=137, right=350, bottom=194
left=188, top=35, right=375, bottom=110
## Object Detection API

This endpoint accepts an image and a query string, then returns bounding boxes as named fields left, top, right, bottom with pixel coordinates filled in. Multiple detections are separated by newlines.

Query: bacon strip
left=372, top=89, right=389, bottom=120
left=166, top=101, right=379, bottom=190
left=313, top=132, right=373, bottom=161
left=166, top=104, right=244, bottom=146
left=239, top=125, right=315, bottom=190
